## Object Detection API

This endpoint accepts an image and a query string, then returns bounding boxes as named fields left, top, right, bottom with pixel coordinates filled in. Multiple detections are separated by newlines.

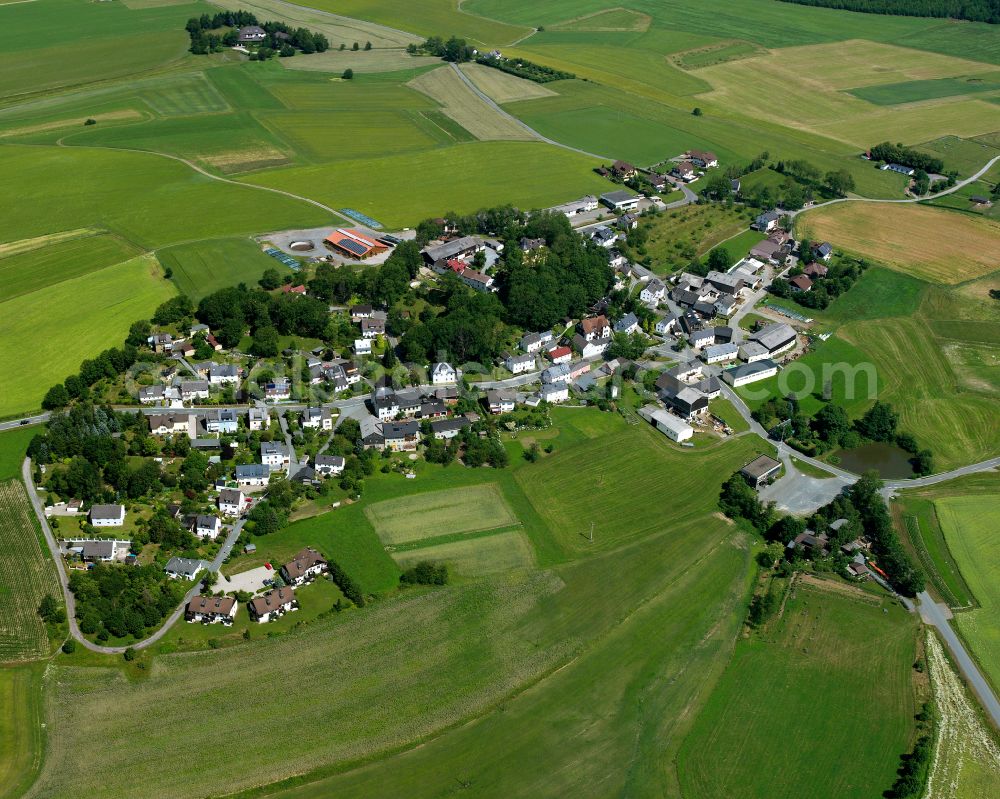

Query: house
left=705, top=270, right=744, bottom=295
left=723, top=359, right=779, bottom=387
left=208, top=364, right=239, bottom=385
left=739, top=341, right=771, bottom=363
left=138, top=385, right=165, bottom=404
left=281, top=547, right=327, bottom=586
left=655, top=314, right=678, bottom=335
left=547, top=345, right=572, bottom=364
left=647, top=172, right=668, bottom=192
left=847, top=560, right=871, bottom=579
left=505, top=352, right=535, bottom=375
left=194, top=515, right=222, bottom=539
left=731, top=178, right=741, bottom=194
left=361, top=316, right=385, bottom=338
left=372, top=388, right=400, bottom=421
left=543, top=363, right=571, bottom=384
left=485, top=389, right=516, bottom=414
left=89, top=504, right=125, bottom=528
left=590, top=226, right=618, bottom=248
left=749, top=238, right=783, bottom=264
left=639, top=406, right=694, bottom=443
left=540, top=383, right=569, bottom=404
left=77, top=540, right=125, bottom=562
left=281, top=284, right=307, bottom=296
left=519, top=237, right=546, bottom=252
left=813, top=242, right=833, bottom=262
left=617, top=213, right=638, bottom=231
left=381, top=421, right=419, bottom=451
left=248, top=407, right=268, bottom=431
left=260, top=442, right=286, bottom=470
left=148, top=414, right=191, bottom=436
left=750, top=322, right=797, bottom=355
left=206, top=408, right=238, bottom=435
left=687, top=150, right=718, bottom=168
left=640, top=279, right=666, bottom=304
left=789, top=274, right=813, bottom=293
left=430, top=418, right=470, bottom=440
left=688, top=328, right=716, bottom=350
left=882, top=163, right=915, bottom=176
left=314, top=454, right=345, bottom=476
left=186, top=595, right=237, bottom=625
left=692, top=300, right=717, bottom=318
left=702, top=342, right=739, bottom=364
left=431, top=362, right=458, bottom=385
left=579, top=315, right=611, bottom=341
left=752, top=211, right=781, bottom=232
left=788, top=531, right=830, bottom=556
left=248, top=587, right=297, bottom=623
left=218, top=488, right=245, bottom=517
left=418, top=400, right=447, bottom=419
left=568, top=361, right=591, bottom=381
left=165, top=557, right=208, bottom=581
left=671, top=161, right=697, bottom=181
left=741, top=454, right=782, bottom=488
left=655, top=363, right=720, bottom=419
left=396, top=391, right=421, bottom=417
left=611, top=160, right=637, bottom=179
left=181, top=381, right=210, bottom=401
left=614, top=313, right=640, bottom=335
left=301, top=407, right=333, bottom=431
left=324, top=228, right=388, bottom=260
left=970, top=194, right=993, bottom=207
left=237, top=25, right=267, bottom=43
left=599, top=190, right=641, bottom=212
left=350, top=304, right=374, bottom=321
left=573, top=333, right=610, bottom=358
left=264, top=379, right=291, bottom=400
left=714, top=294, right=738, bottom=316
left=148, top=333, right=173, bottom=353
left=235, top=464, right=270, bottom=487
left=354, top=338, right=372, bottom=356
left=520, top=332, right=542, bottom=353
left=422, top=236, right=482, bottom=265
left=803, top=262, right=828, bottom=278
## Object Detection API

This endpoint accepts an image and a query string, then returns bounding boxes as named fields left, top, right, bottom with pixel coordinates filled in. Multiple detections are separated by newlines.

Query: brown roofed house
left=280, top=547, right=328, bottom=586
left=611, top=160, right=637, bottom=179
left=789, top=274, right=813, bottom=292
left=803, top=262, right=828, bottom=278
left=248, top=587, right=297, bottom=623
left=186, top=595, right=238, bottom=624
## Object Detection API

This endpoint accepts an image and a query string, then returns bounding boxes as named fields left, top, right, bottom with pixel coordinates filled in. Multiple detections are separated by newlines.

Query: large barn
left=324, top=229, right=388, bottom=260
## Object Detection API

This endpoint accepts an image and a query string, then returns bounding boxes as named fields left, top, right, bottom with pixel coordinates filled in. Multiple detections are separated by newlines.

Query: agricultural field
left=0, top=665, right=45, bottom=799
left=848, top=74, right=1000, bottom=105
left=0, top=480, right=59, bottom=663
left=0, top=427, right=38, bottom=482
left=678, top=579, right=918, bottom=799
left=459, top=63, right=556, bottom=104
left=798, top=202, right=1000, bottom=284
left=391, top=530, right=535, bottom=577
left=156, top=237, right=289, bottom=300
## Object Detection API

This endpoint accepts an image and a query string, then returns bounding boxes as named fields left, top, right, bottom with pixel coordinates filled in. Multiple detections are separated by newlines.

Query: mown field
left=0, top=664, right=45, bottom=799
left=678, top=579, right=918, bottom=799
left=0, top=481, right=59, bottom=663
left=157, top=237, right=288, bottom=300
left=459, top=63, right=556, bottom=103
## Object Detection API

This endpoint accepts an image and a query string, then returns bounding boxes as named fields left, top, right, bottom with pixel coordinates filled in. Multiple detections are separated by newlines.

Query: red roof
left=549, top=346, right=571, bottom=359
left=446, top=258, right=466, bottom=273
left=281, top=284, right=306, bottom=294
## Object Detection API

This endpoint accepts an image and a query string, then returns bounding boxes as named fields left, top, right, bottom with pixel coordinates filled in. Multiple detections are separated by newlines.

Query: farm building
left=723, top=359, right=779, bottom=387
left=639, top=406, right=694, bottom=443
left=324, top=229, right=388, bottom=260
left=750, top=323, right=797, bottom=355
left=741, top=454, right=782, bottom=488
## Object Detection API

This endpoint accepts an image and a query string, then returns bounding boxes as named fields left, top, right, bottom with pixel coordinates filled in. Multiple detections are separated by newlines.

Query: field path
left=21, top=457, right=246, bottom=655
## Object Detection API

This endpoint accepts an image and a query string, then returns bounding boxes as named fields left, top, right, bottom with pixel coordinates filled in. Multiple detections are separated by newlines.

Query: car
left=19, top=419, right=29, bottom=425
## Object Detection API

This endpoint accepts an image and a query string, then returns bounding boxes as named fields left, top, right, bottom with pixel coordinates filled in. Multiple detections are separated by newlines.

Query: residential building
left=882, top=163, right=915, bottom=176
left=578, top=315, right=611, bottom=341
left=723, top=359, right=779, bottom=387
left=248, top=587, right=297, bottom=623
left=181, top=381, right=210, bottom=401
left=248, top=407, right=268, bottom=431
left=749, top=238, right=783, bottom=264
left=235, top=464, right=270, bottom=487
left=505, top=352, right=535, bottom=375
left=354, top=338, right=372, bottom=356
left=186, top=595, right=237, bottom=625
left=164, top=557, right=208, bottom=581
left=76, top=540, right=126, bottom=562
left=281, top=547, right=327, bottom=586
left=301, top=407, right=333, bottom=430
left=540, top=383, right=569, bottom=403
left=655, top=314, right=678, bottom=335
left=803, top=262, right=828, bottom=278
left=430, top=418, right=470, bottom=440
left=687, top=150, right=718, bottom=168
left=752, top=211, right=781, bottom=232
left=614, top=313, right=640, bottom=335
left=372, top=388, right=400, bottom=421
left=611, top=160, right=637, bottom=179
left=314, top=454, right=345, bottom=476
left=218, top=488, right=245, bottom=517
left=813, top=242, right=833, bottom=261
left=542, top=363, right=571, bottom=384
left=590, top=226, right=618, bottom=248
left=89, top=504, right=125, bottom=527
left=360, top=317, right=385, bottom=339
left=431, top=362, right=458, bottom=385
left=789, top=274, right=813, bottom=293
left=671, top=161, right=697, bottom=181
left=350, top=304, right=374, bottom=321
left=617, top=213, right=638, bottom=230
left=421, top=236, right=482, bottom=265
left=206, top=408, right=238, bottom=434
left=702, top=342, right=739, bottom=364
left=640, top=279, right=666, bottom=304
left=260, top=442, right=286, bottom=470
left=194, top=515, right=222, bottom=539
left=264, top=379, right=291, bottom=400
left=237, top=25, right=266, bottom=43
left=573, top=334, right=610, bottom=358
left=381, top=421, right=419, bottom=451
left=485, top=389, right=516, bottom=415
left=639, top=406, right=694, bottom=443
left=547, top=345, right=572, bottom=365
left=714, top=294, right=738, bottom=316
left=208, top=364, right=239, bottom=385
left=599, top=190, right=641, bottom=212
left=138, top=385, right=165, bottom=404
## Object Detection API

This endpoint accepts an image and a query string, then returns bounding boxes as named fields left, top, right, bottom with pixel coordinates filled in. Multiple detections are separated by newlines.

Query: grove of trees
left=778, top=0, right=1000, bottom=24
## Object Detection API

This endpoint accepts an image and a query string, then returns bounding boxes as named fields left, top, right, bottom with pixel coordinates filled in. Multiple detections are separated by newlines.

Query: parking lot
left=220, top=564, right=276, bottom=595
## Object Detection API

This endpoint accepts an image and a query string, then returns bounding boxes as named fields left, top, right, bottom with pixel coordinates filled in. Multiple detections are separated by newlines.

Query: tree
left=706, top=247, right=730, bottom=272
left=692, top=107, right=703, bottom=116
left=812, top=403, right=850, bottom=446
left=62, top=639, right=76, bottom=654
left=259, top=268, right=282, bottom=290
left=342, top=68, right=354, bottom=79
left=912, top=449, right=934, bottom=476
left=250, top=325, right=279, bottom=357
left=856, top=400, right=898, bottom=442
left=123, top=647, right=136, bottom=662
left=42, top=383, right=70, bottom=410
left=364, top=40, right=372, bottom=50
left=351, top=41, right=359, bottom=50
left=824, top=169, right=855, bottom=196
left=38, top=593, right=65, bottom=623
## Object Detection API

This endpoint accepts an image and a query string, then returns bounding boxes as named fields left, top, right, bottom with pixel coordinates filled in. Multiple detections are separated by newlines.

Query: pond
left=836, top=442, right=916, bottom=479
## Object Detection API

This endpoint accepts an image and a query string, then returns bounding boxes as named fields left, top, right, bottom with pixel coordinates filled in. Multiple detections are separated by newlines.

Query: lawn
left=705, top=228, right=767, bottom=269
left=678, top=580, right=918, bottom=799
left=936, top=494, right=1000, bottom=693
left=798, top=202, right=1000, bottom=284
left=0, top=480, right=60, bottom=663
left=812, top=266, right=927, bottom=324
left=0, top=664, right=45, bottom=799
left=0, top=255, right=176, bottom=417
left=158, top=237, right=294, bottom=300
left=365, top=484, right=518, bottom=545
left=630, top=202, right=754, bottom=274
left=708, top=397, right=750, bottom=433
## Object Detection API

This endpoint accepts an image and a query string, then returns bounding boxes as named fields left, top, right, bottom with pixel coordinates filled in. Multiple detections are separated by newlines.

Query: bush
left=123, top=647, right=136, bottom=662
left=61, top=639, right=76, bottom=654
left=400, top=560, right=449, bottom=586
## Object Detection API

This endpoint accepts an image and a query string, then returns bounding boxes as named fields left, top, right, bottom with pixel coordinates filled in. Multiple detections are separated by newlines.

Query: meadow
left=459, top=63, right=556, bottom=103
left=0, top=427, right=38, bottom=481
left=0, top=664, right=45, bottom=799
left=391, top=530, right=535, bottom=577
left=0, top=481, right=59, bottom=663
left=678, top=580, right=918, bottom=799
left=848, top=75, right=1000, bottom=105
left=157, top=237, right=289, bottom=300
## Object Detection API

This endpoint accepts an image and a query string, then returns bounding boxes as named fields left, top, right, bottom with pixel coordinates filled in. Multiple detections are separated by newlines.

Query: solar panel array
left=264, top=247, right=301, bottom=270
left=339, top=208, right=383, bottom=229
left=334, top=237, right=368, bottom=256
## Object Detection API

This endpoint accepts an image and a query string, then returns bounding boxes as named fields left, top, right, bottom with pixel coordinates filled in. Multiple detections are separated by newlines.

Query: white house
left=164, top=557, right=207, bottom=581
left=281, top=548, right=327, bottom=587
left=89, top=504, right=125, bottom=528
left=542, top=364, right=571, bottom=384
left=206, top=408, right=238, bottom=435
left=655, top=315, right=678, bottom=335
left=194, top=515, right=222, bottom=539
left=599, top=190, right=641, bottom=212
left=218, top=488, right=245, bottom=517
left=180, top=381, right=210, bottom=401
left=613, top=313, right=640, bottom=335
left=301, top=407, right=333, bottom=431
left=574, top=334, right=610, bottom=358
left=260, top=442, right=286, bottom=471
left=431, top=362, right=458, bottom=385
left=547, top=345, right=572, bottom=365
left=235, top=464, right=270, bottom=487
left=186, top=595, right=237, bottom=625
left=753, top=211, right=781, bottom=232
left=208, top=364, right=239, bottom=386
left=702, top=343, right=740, bottom=364
left=248, top=587, right=297, bottom=623
left=540, top=383, right=569, bottom=404
left=138, top=385, right=165, bottom=404
left=248, top=407, right=268, bottom=431
left=505, top=352, right=535, bottom=375
left=314, top=454, right=345, bottom=476
left=264, top=380, right=290, bottom=401
left=640, top=279, right=666, bottom=305
left=354, top=338, right=372, bottom=356
left=485, top=389, right=516, bottom=414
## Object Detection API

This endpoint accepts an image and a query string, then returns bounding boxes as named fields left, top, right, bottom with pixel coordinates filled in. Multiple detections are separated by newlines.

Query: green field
left=848, top=75, right=1000, bottom=105
left=365, top=484, right=518, bottom=545
left=0, top=428, right=37, bottom=481
left=812, top=266, right=927, bottom=324
left=0, top=480, right=59, bottom=662
left=678, top=580, right=918, bottom=799
left=391, top=530, right=535, bottom=576
left=0, top=664, right=45, bottom=799
left=937, top=494, right=1000, bottom=692
left=157, top=237, right=290, bottom=300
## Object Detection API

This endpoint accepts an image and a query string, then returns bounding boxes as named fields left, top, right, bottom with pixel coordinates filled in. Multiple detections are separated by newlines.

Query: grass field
left=811, top=266, right=927, bottom=324
left=391, top=530, right=535, bottom=577
left=0, top=428, right=37, bottom=481
left=365, top=484, right=518, bottom=545
left=848, top=75, right=1000, bottom=105
left=798, top=202, right=1000, bottom=284
left=678, top=579, right=918, bottom=799
left=0, top=255, right=175, bottom=417
left=0, top=480, right=59, bottom=663
left=157, top=237, right=289, bottom=300
left=936, top=495, right=1000, bottom=693
left=0, top=664, right=45, bottom=799
left=459, top=63, right=556, bottom=103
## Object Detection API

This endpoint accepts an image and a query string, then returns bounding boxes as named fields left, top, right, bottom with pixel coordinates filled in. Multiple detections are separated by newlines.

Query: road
left=918, top=590, right=1000, bottom=729
left=22, top=456, right=246, bottom=654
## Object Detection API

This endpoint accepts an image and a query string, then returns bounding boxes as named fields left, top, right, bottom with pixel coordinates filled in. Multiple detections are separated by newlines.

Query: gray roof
left=430, top=418, right=470, bottom=434
left=219, top=488, right=243, bottom=503
left=614, top=313, right=639, bottom=332
left=235, top=464, right=269, bottom=478
left=728, top=360, right=778, bottom=380
left=196, top=515, right=219, bottom=529
left=423, top=236, right=480, bottom=262
left=89, top=504, right=124, bottom=520
left=600, top=190, right=639, bottom=205
left=751, top=323, right=796, bottom=352
left=164, top=557, right=207, bottom=578
left=81, top=540, right=116, bottom=558
left=741, top=454, right=782, bottom=480
left=315, top=454, right=345, bottom=468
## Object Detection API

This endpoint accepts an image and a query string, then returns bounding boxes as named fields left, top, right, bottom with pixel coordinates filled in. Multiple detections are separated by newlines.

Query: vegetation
left=778, top=0, right=1000, bottom=24
left=868, top=141, right=945, bottom=173
left=399, top=560, right=449, bottom=586
left=364, top=485, right=517, bottom=545
left=185, top=11, right=330, bottom=57
left=475, top=54, right=575, bottom=83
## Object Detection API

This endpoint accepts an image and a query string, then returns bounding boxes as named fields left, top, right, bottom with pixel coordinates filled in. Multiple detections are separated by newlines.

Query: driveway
left=220, top=564, right=275, bottom=595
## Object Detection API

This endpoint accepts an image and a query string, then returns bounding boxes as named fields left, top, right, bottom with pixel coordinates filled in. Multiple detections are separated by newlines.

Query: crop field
left=0, top=664, right=45, bottom=799
left=0, top=427, right=38, bottom=482
left=798, top=202, right=1000, bottom=284
left=157, top=237, right=288, bottom=299
left=0, top=480, right=59, bottom=662
left=365, top=484, right=518, bottom=545
left=459, top=63, right=556, bottom=104
left=139, top=71, right=229, bottom=116
left=678, top=580, right=918, bottom=799
left=0, top=255, right=175, bottom=417
left=407, top=66, right=534, bottom=141
left=549, top=8, right=652, bottom=32
left=243, top=141, right=609, bottom=229
left=391, top=530, right=535, bottom=577
left=673, top=40, right=765, bottom=70
left=0, top=232, right=140, bottom=302
left=936, top=495, right=1000, bottom=692
left=848, top=75, right=1000, bottom=105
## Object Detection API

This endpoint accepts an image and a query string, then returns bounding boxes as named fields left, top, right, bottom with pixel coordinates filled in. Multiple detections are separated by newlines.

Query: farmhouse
left=89, top=504, right=125, bottom=527
left=218, top=488, right=245, bottom=517
left=882, top=163, right=915, bottom=176
left=324, top=228, right=388, bottom=260
left=750, top=323, right=797, bottom=356
left=248, top=587, right=297, bottom=623
left=706, top=270, right=744, bottom=295
left=164, top=557, right=208, bottom=581
left=422, top=236, right=482, bottom=265
left=281, top=547, right=327, bottom=586
left=194, top=515, right=222, bottom=539
left=723, top=359, right=779, bottom=386
left=314, top=454, right=345, bottom=476
left=457, top=267, right=496, bottom=293
left=600, top=190, right=641, bottom=212
left=655, top=364, right=720, bottom=419
left=186, top=595, right=237, bottom=625
left=714, top=294, right=738, bottom=316
left=639, top=405, right=694, bottom=443
left=741, top=454, right=782, bottom=488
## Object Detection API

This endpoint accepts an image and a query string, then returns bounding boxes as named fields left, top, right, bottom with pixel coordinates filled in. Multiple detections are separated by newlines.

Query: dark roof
left=741, top=454, right=782, bottom=480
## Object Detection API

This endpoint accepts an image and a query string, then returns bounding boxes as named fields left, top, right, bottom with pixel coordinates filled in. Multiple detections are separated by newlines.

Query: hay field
left=678, top=581, right=918, bottom=799
left=798, top=203, right=1000, bottom=284
left=157, top=237, right=285, bottom=300
left=549, top=8, right=652, bottom=33
left=0, top=665, right=45, bottom=799
left=392, top=530, right=535, bottom=576
left=0, top=481, right=58, bottom=663
left=407, top=66, right=534, bottom=140
left=460, top=63, right=556, bottom=103
left=937, top=495, right=1000, bottom=692
left=365, top=484, right=518, bottom=545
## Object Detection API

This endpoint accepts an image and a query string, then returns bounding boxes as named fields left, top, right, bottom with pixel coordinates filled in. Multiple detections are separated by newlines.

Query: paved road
left=22, top=456, right=246, bottom=654
left=919, top=591, right=1000, bottom=729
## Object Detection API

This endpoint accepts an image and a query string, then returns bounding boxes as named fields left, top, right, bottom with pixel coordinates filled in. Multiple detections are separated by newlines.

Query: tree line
left=475, top=55, right=574, bottom=84
left=777, top=0, right=1000, bottom=23
left=869, top=142, right=944, bottom=174
left=185, top=11, right=330, bottom=58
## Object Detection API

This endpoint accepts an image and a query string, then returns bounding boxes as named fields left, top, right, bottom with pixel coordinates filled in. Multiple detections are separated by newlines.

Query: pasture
left=0, top=480, right=59, bottom=663
left=798, top=202, right=1000, bottom=284
left=678, top=580, right=918, bottom=799
left=848, top=75, right=1000, bottom=105
left=391, top=530, right=535, bottom=577
left=0, top=427, right=37, bottom=481
left=459, top=63, right=556, bottom=103
left=157, top=237, right=286, bottom=300
left=813, top=266, right=927, bottom=324
left=936, top=494, right=1000, bottom=692
left=0, top=665, right=45, bottom=799
left=0, top=255, right=175, bottom=417
left=365, top=484, right=518, bottom=545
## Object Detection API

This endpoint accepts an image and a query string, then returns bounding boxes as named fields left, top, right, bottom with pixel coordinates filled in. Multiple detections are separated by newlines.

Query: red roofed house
left=548, top=345, right=572, bottom=365
left=324, top=228, right=388, bottom=260
left=281, top=284, right=307, bottom=295
left=789, top=274, right=813, bottom=293
left=803, top=262, right=828, bottom=278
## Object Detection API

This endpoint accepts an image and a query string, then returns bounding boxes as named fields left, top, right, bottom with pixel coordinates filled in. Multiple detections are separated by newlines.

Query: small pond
left=836, top=442, right=916, bottom=479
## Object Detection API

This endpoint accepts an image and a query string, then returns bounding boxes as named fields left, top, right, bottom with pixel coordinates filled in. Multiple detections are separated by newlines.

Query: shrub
left=61, top=639, right=76, bottom=654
